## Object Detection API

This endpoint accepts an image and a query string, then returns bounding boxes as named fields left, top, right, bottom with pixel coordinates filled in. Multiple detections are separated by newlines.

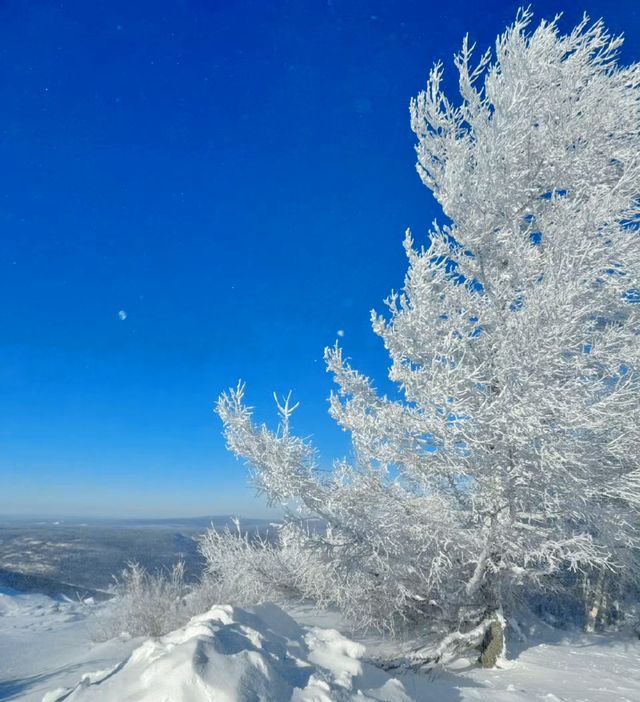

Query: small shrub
left=97, top=561, right=190, bottom=639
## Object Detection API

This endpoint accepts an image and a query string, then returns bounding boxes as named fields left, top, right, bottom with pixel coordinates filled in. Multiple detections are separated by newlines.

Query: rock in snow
left=44, top=603, right=405, bottom=702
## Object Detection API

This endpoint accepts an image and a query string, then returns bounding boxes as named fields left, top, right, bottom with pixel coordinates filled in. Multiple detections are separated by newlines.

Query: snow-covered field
left=0, top=588, right=137, bottom=702
left=2, top=587, right=640, bottom=702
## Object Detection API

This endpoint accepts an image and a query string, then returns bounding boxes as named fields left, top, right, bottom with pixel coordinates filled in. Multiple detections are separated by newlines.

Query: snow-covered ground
left=0, top=588, right=137, bottom=702
left=2, top=587, right=640, bottom=702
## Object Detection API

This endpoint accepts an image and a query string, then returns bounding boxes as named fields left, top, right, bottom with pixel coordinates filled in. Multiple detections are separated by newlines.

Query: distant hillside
left=0, top=567, right=111, bottom=601
left=0, top=516, right=274, bottom=593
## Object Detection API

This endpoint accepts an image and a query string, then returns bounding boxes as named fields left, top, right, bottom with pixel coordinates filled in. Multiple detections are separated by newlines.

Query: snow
left=2, top=589, right=640, bottom=701
left=0, top=587, right=137, bottom=702
left=38, top=602, right=395, bottom=702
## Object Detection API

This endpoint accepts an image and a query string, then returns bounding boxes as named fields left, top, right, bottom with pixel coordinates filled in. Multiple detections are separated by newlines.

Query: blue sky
left=1, top=0, right=638, bottom=518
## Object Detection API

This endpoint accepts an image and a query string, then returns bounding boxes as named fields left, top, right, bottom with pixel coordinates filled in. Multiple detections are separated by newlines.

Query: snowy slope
left=39, top=603, right=640, bottom=702
left=2, top=588, right=640, bottom=702
left=0, top=588, right=137, bottom=702
left=40, top=603, right=402, bottom=702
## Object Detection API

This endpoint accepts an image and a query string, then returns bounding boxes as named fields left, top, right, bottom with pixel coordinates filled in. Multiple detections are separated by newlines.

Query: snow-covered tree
left=216, top=10, right=640, bottom=665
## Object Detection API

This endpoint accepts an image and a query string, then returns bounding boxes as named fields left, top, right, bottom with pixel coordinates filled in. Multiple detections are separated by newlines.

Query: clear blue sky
left=1, top=0, right=638, bottom=518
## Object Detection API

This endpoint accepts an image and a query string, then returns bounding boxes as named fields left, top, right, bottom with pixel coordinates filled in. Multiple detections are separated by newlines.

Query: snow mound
left=45, top=602, right=405, bottom=702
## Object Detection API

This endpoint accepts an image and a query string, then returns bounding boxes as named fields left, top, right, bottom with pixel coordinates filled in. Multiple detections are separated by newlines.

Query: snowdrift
left=43, top=603, right=410, bottom=702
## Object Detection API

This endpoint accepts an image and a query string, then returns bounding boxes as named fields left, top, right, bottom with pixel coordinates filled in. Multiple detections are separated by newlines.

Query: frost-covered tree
left=216, top=10, right=640, bottom=665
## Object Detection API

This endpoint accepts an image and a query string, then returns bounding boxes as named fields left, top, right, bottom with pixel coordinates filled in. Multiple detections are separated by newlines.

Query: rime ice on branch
left=216, top=9, right=640, bottom=665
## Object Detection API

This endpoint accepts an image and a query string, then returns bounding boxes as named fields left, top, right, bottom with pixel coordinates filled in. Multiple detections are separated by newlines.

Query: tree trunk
left=585, top=571, right=605, bottom=633
left=478, top=612, right=505, bottom=668
left=475, top=575, right=505, bottom=668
